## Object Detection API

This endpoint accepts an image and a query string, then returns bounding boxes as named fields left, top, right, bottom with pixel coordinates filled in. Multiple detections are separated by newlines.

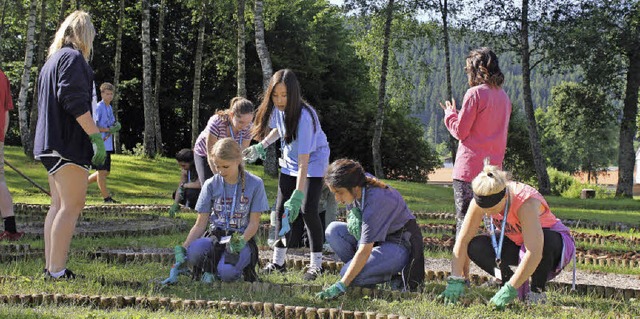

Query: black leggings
left=273, top=174, right=324, bottom=252
left=194, top=154, right=213, bottom=185
left=467, top=229, right=563, bottom=292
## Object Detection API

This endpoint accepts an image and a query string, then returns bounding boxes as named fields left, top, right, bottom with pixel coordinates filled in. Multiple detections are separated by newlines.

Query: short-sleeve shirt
left=34, top=45, right=94, bottom=164
left=195, top=171, right=269, bottom=233
left=0, top=70, right=14, bottom=143
left=94, top=100, right=116, bottom=151
left=268, top=106, right=329, bottom=177
left=347, top=181, right=415, bottom=245
left=492, top=181, right=561, bottom=246
left=193, top=114, right=252, bottom=157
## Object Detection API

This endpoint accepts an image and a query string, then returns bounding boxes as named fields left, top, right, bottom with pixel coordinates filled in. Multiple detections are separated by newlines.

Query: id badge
left=494, top=267, right=502, bottom=281
left=278, top=158, right=286, bottom=167
left=220, top=235, right=232, bottom=244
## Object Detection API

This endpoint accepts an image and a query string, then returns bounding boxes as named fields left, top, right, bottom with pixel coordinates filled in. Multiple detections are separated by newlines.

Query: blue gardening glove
left=347, top=207, right=363, bottom=240
left=89, top=133, right=106, bottom=167
left=279, top=209, right=291, bottom=236
left=242, top=143, right=266, bottom=163
left=316, top=281, right=347, bottom=300
left=284, top=190, right=304, bottom=223
left=438, top=276, right=466, bottom=305
left=490, top=282, right=518, bottom=310
left=229, top=233, right=246, bottom=254
left=174, top=245, right=187, bottom=264
left=108, top=121, right=122, bottom=133
left=169, top=202, right=180, bottom=218
left=161, top=262, right=187, bottom=285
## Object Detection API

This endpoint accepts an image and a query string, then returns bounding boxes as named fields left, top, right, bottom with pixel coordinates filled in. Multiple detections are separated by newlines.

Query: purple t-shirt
left=348, top=183, right=415, bottom=245
left=268, top=106, right=329, bottom=177
left=193, top=114, right=252, bottom=157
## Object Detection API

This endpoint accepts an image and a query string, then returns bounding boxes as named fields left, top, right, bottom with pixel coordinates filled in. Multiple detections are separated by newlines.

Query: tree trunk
left=371, top=0, right=394, bottom=178
left=153, top=0, right=166, bottom=155
left=0, top=0, right=8, bottom=63
left=237, top=0, right=246, bottom=97
left=439, top=0, right=457, bottom=164
left=141, top=0, right=155, bottom=157
left=112, top=0, right=124, bottom=153
left=17, top=0, right=37, bottom=156
left=254, top=0, right=277, bottom=177
left=191, top=1, right=206, bottom=147
left=615, top=51, right=640, bottom=197
left=27, top=0, right=47, bottom=158
left=254, top=0, right=272, bottom=91
left=58, top=0, right=68, bottom=23
left=520, top=0, right=550, bottom=194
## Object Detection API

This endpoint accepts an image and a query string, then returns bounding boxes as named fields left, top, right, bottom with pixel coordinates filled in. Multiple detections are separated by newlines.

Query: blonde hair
left=471, top=159, right=509, bottom=196
left=210, top=137, right=245, bottom=192
left=48, top=11, right=95, bottom=60
left=100, top=82, right=115, bottom=92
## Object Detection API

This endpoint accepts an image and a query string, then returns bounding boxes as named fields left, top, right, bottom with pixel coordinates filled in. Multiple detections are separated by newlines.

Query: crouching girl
left=316, top=159, right=424, bottom=299
left=439, top=162, right=575, bottom=308
left=162, top=138, right=269, bottom=284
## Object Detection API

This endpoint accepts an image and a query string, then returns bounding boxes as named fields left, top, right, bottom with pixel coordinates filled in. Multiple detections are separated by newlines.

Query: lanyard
left=358, top=187, right=366, bottom=209
left=229, top=122, right=243, bottom=146
left=485, top=188, right=510, bottom=266
left=222, top=180, right=239, bottom=232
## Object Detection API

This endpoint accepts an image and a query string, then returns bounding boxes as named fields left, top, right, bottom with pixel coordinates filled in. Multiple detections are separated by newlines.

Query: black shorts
left=93, top=152, right=113, bottom=171
left=40, top=156, right=90, bottom=175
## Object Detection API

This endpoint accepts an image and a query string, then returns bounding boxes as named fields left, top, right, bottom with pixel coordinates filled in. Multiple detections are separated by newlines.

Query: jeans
left=187, top=237, right=252, bottom=282
left=325, top=222, right=409, bottom=286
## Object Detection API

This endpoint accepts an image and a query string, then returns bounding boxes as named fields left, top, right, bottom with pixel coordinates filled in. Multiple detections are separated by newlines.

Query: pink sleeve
left=444, top=90, right=478, bottom=141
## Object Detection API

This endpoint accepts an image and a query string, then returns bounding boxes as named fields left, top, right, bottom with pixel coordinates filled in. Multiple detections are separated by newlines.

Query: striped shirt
left=193, top=114, right=252, bottom=157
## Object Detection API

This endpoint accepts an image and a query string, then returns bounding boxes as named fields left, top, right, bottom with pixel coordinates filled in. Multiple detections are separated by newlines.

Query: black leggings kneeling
left=467, top=229, right=563, bottom=292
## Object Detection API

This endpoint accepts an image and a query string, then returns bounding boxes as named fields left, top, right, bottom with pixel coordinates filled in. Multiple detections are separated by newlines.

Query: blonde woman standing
left=34, top=11, right=105, bottom=279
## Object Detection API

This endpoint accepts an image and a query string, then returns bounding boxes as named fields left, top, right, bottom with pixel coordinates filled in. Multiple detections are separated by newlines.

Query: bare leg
left=44, top=175, right=61, bottom=271
left=48, top=165, right=88, bottom=273
left=96, top=170, right=110, bottom=198
left=0, top=142, right=14, bottom=219
left=87, top=171, right=98, bottom=184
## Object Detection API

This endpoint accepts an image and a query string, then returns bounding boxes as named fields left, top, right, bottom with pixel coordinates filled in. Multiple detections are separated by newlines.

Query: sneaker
left=104, top=197, right=119, bottom=203
left=525, top=291, right=547, bottom=305
left=45, top=269, right=78, bottom=280
left=262, top=262, right=286, bottom=274
left=0, top=231, right=24, bottom=241
left=302, top=265, right=323, bottom=281
left=200, top=272, right=216, bottom=283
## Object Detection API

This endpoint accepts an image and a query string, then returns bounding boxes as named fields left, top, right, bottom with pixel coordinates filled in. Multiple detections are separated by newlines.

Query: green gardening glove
left=346, top=207, right=363, bottom=240
left=242, top=143, right=266, bottom=163
left=108, top=121, right=122, bottom=133
left=438, top=276, right=466, bottom=305
left=89, top=133, right=106, bottom=167
left=284, top=190, right=304, bottom=223
left=316, top=281, right=347, bottom=300
left=489, top=282, right=518, bottom=310
left=169, top=202, right=180, bottom=218
left=174, top=245, right=187, bottom=264
left=229, top=233, right=246, bottom=254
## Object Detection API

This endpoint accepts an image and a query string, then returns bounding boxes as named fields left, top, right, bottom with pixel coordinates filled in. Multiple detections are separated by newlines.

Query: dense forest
left=0, top=0, right=637, bottom=195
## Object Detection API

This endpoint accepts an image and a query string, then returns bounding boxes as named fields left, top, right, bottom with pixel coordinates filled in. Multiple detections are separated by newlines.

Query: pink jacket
left=444, top=84, right=511, bottom=182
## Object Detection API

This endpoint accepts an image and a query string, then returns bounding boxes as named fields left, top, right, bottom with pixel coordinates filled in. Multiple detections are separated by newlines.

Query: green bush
left=561, top=181, right=614, bottom=199
left=547, top=167, right=576, bottom=196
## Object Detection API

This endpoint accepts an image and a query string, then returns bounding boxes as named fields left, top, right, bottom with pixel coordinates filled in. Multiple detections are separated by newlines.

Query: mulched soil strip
left=15, top=218, right=188, bottom=239
left=0, top=290, right=413, bottom=319
left=13, top=203, right=174, bottom=215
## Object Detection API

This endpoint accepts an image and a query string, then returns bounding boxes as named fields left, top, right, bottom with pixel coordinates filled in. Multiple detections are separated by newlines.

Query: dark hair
left=252, top=69, right=317, bottom=143
left=465, top=47, right=504, bottom=88
left=175, top=148, right=194, bottom=163
left=324, top=159, right=387, bottom=192
left=216, top=96, right=254, bottom=121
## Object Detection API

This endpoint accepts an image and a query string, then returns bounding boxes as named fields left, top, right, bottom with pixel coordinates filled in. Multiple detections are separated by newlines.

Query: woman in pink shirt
left=440, top=47, right=511, bottom=237
left=439, top=163, right=575, bottom=308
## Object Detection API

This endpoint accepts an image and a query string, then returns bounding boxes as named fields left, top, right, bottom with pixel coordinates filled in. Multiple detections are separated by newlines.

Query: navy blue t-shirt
left=34, top=45, right=94, bottom=164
